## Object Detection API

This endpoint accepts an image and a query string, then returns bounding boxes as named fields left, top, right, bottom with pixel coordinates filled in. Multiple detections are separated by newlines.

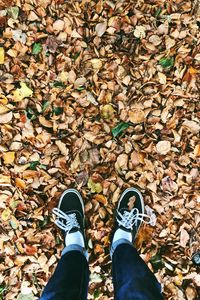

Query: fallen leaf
left=53, top=19, right=65, bottom=32
left=12, top=29, right=27, bottom=44
left=0, top=47, right=5, bottom=64
left=15, top=178, right=26, bottom=189
left=162, top=176, right=178, bottom=193
left=32, top=43, right=42, bottom=55
left=159, top=57, right=174, bottom=68
left=180, top=228, right=190, bottom=248
left=112, top=122, right=130, bottom=137
left=101, top=104, right=115, bottom=119
left=8, top=6, right=19, bottom=19
left=182, top=120, right=200, bottom=133
left=156, top=141, right=171, bottom=155
left=0, top=111, right=13, bottom=123
left=129, top=109, right=145, bottom=123
left=3, top=151, right=15, bottom=164
left=95, top=22, right=107, bottom=37
left=0, top=175, right=11, bottom=184
left=88, top=178, right=102, bottom=193
left=94, top=194, right=107, bottom=205
left=115, top=153, right=128, bottom=170
left=1, top=208, right=12, bottom=221
left=90, top=58, right=103, bottom=69
left=13, top=82, right=33, bottom=102
left=194, top=144, right=200, bottom=157
left=149, top=35, right=162, bottom=46
left=0, top=94, right=8, bottom=105
left=134, top=25, right=146, bottom=38
left=158, top=72, right=167, bottom=84
left=55, top=140, right=69, bottom=156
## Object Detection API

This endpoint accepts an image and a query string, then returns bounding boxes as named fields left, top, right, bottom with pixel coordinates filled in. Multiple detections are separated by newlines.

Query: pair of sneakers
left=52, top=188, right=154, bottom=257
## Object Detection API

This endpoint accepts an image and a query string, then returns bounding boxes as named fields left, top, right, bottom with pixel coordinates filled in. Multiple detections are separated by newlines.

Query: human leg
left=40, top=189, right=89, bottom=300
left=40, top=250, right=89, bottom=300
left=110, top=188, right=164, bottom=300
left=112, top=243, right=163, bottom=300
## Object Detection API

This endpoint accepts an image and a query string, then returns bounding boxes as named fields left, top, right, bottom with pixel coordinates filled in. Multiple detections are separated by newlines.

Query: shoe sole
left=117, top=187, right=145, bottom=234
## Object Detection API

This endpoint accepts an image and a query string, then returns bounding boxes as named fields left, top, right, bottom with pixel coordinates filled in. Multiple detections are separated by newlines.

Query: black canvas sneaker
left=52, top=188, right=86, bottom=249
left=110, top=187, right=155, bottom=256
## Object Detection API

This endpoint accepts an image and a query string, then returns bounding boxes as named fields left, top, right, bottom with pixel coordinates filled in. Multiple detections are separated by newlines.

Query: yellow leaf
left=101, top=104, right=115, bottom=119
left=87, top=178, right=102, bottom=193
left=3, top=151, right=15, bottom=164
left=0, top=47, right=5, bottom=64
left=1, top=208, right=12, bottom=221
left=0, top=175, right=11, bottom=184
left=0, top=94, right=8, bottom=105
left=13, top=82, right=33, bottom=102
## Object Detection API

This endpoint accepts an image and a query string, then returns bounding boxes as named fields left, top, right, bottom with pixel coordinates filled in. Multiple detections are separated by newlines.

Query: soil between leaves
left=0, top=1, right=199, bottom=299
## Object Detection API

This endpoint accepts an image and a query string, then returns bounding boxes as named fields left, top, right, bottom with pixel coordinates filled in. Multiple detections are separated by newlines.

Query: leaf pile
left=0, top=1, right=199, bottom=299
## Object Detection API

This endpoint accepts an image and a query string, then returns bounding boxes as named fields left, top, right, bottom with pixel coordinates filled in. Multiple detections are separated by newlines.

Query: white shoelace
left=117, top=208, right=156, bottom=229
left=52, top=208, right=80, bottom=233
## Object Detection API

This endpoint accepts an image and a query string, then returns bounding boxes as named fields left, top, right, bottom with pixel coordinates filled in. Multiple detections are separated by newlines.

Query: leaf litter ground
left=0, top=0, right=199, bottom=299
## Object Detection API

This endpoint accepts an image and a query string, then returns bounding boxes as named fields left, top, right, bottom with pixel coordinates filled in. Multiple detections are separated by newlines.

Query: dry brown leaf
left=156, top=141, right=171, bottom=155
left=55, top=140, right=69, bottom=156
left=182, top=120, right=200, bottom=133
left=95, top=22, right=107, bottom=37
left=129, top=109, right=145, bottom=123
left=53, top=19, right=65, bottom=32
left=134, top=25, right=146, bottom=38
left=0, top=111, right=13, bottom=123
left=180, top=228, right=190, bottom=248
left=194, top=144, right=200, bottom=157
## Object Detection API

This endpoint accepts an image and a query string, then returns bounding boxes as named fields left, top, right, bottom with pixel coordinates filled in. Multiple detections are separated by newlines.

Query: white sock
left=65, top=231, right=85, bottom=248
left=112, top=228, right=132, bottom=244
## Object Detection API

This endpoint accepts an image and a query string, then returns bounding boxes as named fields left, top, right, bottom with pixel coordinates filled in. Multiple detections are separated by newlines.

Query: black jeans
left=40, top=244, right=164, bottom=300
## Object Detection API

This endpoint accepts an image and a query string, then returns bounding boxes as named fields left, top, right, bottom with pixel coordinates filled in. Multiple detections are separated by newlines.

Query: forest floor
left=0, top=0, right=199, bottom=299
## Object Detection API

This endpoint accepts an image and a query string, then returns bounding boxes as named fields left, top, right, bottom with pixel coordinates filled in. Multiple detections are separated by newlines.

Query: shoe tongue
left=118, top=207, right=133, bottom=216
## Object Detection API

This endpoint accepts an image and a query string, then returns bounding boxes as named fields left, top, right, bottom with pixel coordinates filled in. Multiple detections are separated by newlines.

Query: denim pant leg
left=112, top=243, right=164, bottom=300
left=40, top=250, right=89, bottom=300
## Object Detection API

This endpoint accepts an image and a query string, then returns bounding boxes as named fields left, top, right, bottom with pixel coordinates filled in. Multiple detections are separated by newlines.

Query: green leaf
left=39, top=215, right=50, bottom=229
left=53, top=107, right=63, bottom=115
left=76, top=86, right=85, bottom=91
left=29, top=161, right=40, bottom=170
left=112, top=122, right=130, bottom=137
left=8, top=6, right=19, bottom=19
left=32, top=43, right=42, bottom=55
left=26, top=107, right=38, bottom=120
left=53, top=81, right=66, bottom=88
left=94, top=289, right=101, bottom=299
left=159, top=57, right=174, bottom=68
left=155, top=7, right=162, bottom=17
left=73, top=51, right=81, bottom=61
left=150, top=253, right=164, bottom=271
left=42, top=100, right=50, bottom=112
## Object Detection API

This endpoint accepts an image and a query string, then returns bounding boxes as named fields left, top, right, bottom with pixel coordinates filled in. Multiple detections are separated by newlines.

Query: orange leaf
left=15, top=178, right=26, bottom=189
left=94, top=194, right=107, bottom=205
left=189, top=66, right=198, bottom=75
left=25, top=244, right=37, bottom=255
